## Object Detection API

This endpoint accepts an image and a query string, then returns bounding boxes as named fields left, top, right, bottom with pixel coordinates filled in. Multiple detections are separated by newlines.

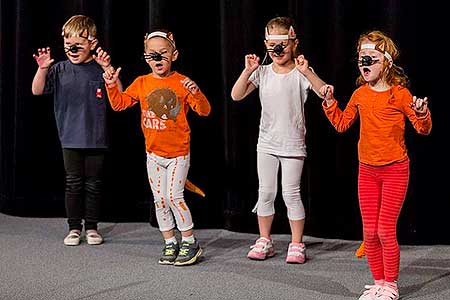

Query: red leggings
left=358, top=159, right=409, bottom=282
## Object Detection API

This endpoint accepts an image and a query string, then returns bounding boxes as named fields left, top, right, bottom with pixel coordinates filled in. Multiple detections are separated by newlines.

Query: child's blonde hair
left=265, top=16, right=299, bottom=57
left=62, top=15, right=97, bottom=41
left=356, top=30, right=408, bottom=87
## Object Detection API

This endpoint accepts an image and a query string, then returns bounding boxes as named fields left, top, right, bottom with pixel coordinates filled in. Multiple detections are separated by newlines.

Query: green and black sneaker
left=158, top=242, right=179, bottom=265
left=174, top=239, right=202, bottom=266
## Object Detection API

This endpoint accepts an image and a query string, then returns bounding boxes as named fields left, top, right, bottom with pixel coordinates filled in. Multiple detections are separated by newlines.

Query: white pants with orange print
left=146, top=152, right=193, bottom=232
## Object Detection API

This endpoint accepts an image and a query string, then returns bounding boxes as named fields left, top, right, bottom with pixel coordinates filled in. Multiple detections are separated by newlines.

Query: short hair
left=144, top=29, right=176, bottom=52
left=62, top=15, right=97, bottom=41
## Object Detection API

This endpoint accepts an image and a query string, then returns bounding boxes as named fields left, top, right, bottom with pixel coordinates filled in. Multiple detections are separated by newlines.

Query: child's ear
left=172, top=49, right=179, bottom=62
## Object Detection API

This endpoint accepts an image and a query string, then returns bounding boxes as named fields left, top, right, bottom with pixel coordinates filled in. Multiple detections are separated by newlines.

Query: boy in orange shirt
left=300, top=31, right=431, bottom=300
left=103, top=30, right=211, bottom=266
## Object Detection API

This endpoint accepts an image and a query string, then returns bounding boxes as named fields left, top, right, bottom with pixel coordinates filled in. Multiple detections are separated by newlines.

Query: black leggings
left=62, top=148, right=105, bottom=231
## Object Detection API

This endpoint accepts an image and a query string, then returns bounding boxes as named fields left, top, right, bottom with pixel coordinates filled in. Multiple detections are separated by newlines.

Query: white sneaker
left=63, top=230, right=81, bottom=246
left=247, top=237, right=275, bottom=260
left=377, top=285, right=399, bottom=300
left=86, top=231, right=103, bottom=245
left=358, top=284, right=383, bottom=300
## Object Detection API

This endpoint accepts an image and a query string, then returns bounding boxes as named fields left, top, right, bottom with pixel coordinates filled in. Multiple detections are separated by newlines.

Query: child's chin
left=67, top=58, right=81, bottom=64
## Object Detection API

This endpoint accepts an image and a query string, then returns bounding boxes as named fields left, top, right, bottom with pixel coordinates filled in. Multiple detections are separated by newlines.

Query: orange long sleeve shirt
left=106, top=71, right=211, bottom=158
left=323, top=84, right=432, bottom=166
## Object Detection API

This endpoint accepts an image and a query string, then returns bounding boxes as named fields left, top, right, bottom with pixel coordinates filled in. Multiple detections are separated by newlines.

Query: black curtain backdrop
left=1, top=0, right=448, bottom=244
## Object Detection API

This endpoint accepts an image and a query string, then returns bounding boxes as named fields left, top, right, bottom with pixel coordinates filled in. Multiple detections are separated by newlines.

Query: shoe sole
left=87, top=240, right=103, bottom=245
left=174, top=248, right=202, bottom=266
left=158, top=260, right=175, bottom=265
left=247, top=254, right=275, bottom=260
left=286, top=258, right=306, bottom=264
left=86, top=237, right=103, bottom=245
left=64, top=241, right=80, bottom=246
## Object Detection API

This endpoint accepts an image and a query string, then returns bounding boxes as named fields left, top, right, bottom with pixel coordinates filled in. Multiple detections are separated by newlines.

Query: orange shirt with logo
left=106, top=72, right=211, bottom=158
left=323, top=84, right=432, bottom=166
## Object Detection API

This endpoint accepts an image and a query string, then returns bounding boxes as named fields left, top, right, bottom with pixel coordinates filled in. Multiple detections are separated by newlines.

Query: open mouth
left=363, top=67, right=370, bottom=76
left=68, top=54, right=81, bottom=61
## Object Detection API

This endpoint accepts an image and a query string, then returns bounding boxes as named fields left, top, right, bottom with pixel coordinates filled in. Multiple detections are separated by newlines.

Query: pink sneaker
left=247, top=237, right=275, bottom=260
left=377, top=285, right=399, bottom=300
left=358, top=284, right=383, bottom=300
left=286, top=242, right=306, bottom=264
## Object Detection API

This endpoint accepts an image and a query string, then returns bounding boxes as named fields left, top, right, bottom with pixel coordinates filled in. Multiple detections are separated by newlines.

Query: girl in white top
left=231, top=16, right=328, bottom=263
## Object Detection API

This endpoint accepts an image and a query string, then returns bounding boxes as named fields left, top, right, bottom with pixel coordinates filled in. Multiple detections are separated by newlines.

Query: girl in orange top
left=301, top=31, right=431, bottom=300
left=103, top=30, right=210, bottom=266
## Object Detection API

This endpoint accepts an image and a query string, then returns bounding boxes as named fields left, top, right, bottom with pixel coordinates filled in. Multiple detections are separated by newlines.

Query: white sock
left=165, top=236, right=177, bottom=245
left=181, top=235, right=195, bottom=244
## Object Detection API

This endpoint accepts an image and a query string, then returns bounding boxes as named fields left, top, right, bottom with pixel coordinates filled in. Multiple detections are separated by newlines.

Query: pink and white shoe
left=247, top=237, right=275, bottom=260
left=358, top=284, right=383, bottom=300
left=286, top=242, right=306, bottom=264
left=377, top=284, right=399, bottom=300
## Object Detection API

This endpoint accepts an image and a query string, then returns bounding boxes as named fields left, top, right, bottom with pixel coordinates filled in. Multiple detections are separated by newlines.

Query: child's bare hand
left=181, top=77, right=199, bottom=94
left=94, top=47, right=112, bottom=70
left=32, top=47, right=54, bottom=69
left=320, top=84, right=334, bottom=101
left=244, top=54, right=260, bottom=73
left=410, top=96, right=428, bottom=115
left=103, top=67, right=121, bottom=86
left=294, top=55, right=309, bottom=74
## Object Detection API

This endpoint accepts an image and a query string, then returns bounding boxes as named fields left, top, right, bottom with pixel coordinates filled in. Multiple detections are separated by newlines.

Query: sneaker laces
left=361, top=284, right=382, bottom=297
left=178, top=242, right=190, bottom=256
left=163, top=244, right=177, bottom=256
left=249, top=238, right=272, bottom=253
left=287, top=243, right=305, bottom=256
left=377, top=285, right=399, bottom=300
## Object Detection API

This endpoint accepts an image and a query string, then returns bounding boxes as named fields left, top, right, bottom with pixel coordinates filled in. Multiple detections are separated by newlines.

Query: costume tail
left=185, top=179, right=205, bottom=197
left=355, top=241, right=366, bottom=258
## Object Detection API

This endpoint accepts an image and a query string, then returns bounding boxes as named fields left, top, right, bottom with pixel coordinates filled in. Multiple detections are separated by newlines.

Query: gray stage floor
left=1, top=213, right=449, bottom=300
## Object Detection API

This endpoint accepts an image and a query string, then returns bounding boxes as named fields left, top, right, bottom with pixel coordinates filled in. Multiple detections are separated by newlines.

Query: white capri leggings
left=253, top=152, right=305, bottom=220
left=146, top=152, right=193, bottom=232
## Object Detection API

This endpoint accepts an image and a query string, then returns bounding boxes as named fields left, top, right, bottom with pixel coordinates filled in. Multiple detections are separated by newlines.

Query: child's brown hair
left=356, top=30, right=409, bottom=87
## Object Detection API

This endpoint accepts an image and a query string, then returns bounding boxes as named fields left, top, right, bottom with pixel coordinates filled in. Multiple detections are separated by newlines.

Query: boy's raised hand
left=32, top=47, right=54, bottom=69
left=244, top=54, right=260, bottom=73
left=94, top=47, right=112, bottom=71
left=181, top=77, right=199, bottom=94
